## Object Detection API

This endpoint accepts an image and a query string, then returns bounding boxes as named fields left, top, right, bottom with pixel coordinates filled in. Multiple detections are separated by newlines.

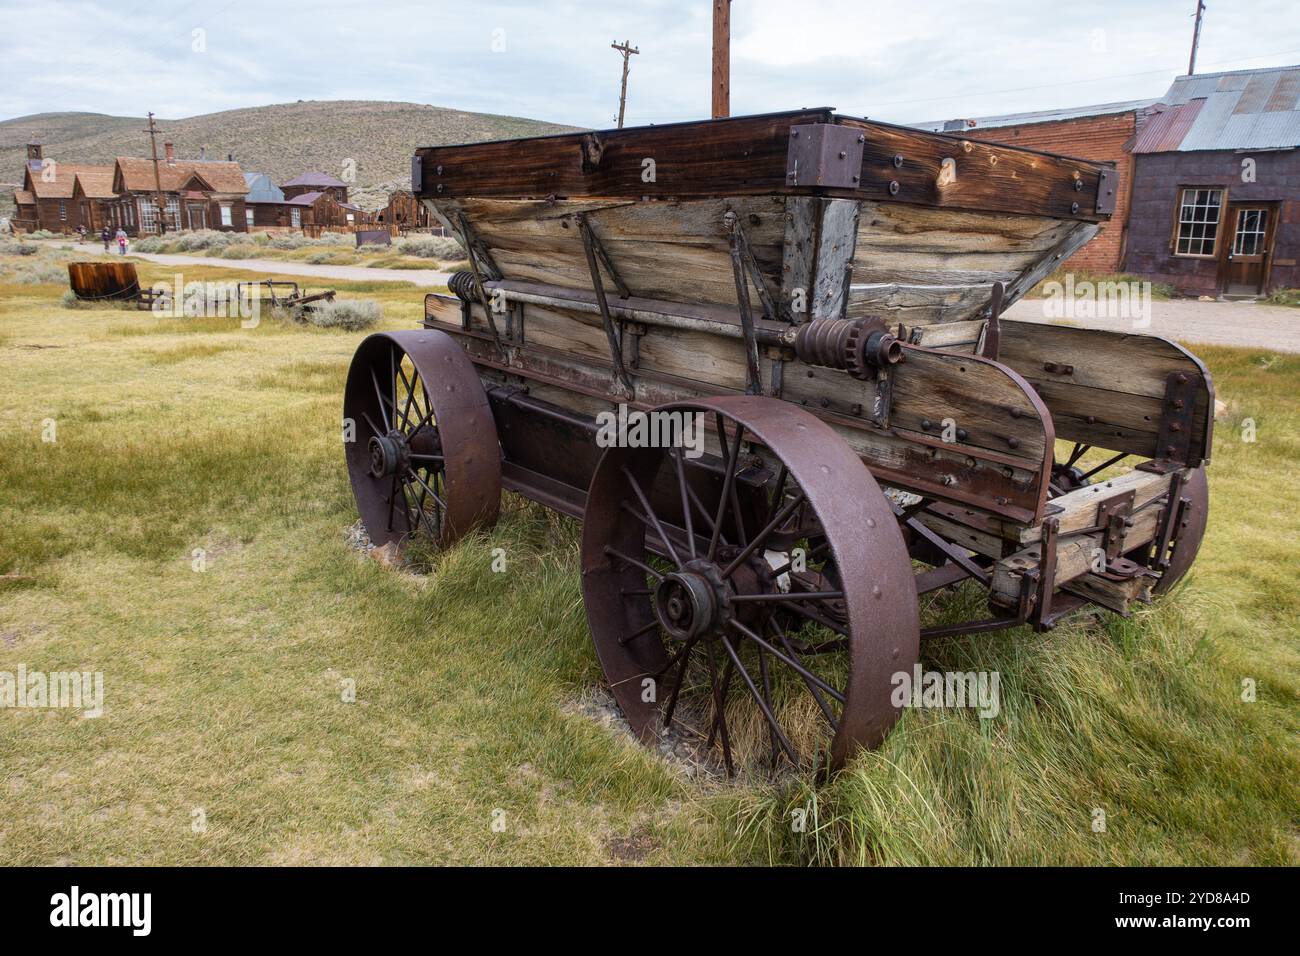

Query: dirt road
left=129, top=251, right=453, bottom=287
left=126, top=250, right=1296, bottom=352
left=1005, top=297, right=1298, bottom=352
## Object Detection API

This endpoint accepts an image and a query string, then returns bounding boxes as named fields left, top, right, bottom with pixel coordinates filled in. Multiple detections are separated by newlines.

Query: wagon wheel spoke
left=703, top=639, right=734, bottom=776
left=707, top=422, right=744, bottom=561
left=369, top=366, right=396, bottom=432
left=673, top=447, right=728, bottom=550
left=706, top=653, right=735, bottom=748
left=621, top=466, right=682, bottom=566
left=344, top=331, right=502, bottom=553
left=582, top=400, right=919, bottom=777
left=661, top=637, right=697, bottom=729
left=716, top=631, right=799, bottom=765
left=769, top=617, right=839, bottom=732
left=756, top=643, right=780, bottom=765
left=725, top=617, right=845, bottom=704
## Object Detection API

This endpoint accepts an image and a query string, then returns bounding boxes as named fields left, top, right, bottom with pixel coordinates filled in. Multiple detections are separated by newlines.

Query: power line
left=862, top=47, right=1300, bottom=111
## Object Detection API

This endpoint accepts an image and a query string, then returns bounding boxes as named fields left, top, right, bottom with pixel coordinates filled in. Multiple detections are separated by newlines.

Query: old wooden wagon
left=343, top=109, right=1213, bottom=775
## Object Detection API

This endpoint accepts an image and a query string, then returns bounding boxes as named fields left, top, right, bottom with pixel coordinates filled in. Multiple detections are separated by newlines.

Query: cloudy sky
left=3, top=0, right=1298, bottom=126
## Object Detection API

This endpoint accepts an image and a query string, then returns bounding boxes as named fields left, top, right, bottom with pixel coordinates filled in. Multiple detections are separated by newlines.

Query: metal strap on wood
left=979, top=281, right=1004, bottom=361
left=575, top=212, right=633, bottom=391
left=723, top=211, right=770, bottom=395
left=452, top=211, right=506, bottom=357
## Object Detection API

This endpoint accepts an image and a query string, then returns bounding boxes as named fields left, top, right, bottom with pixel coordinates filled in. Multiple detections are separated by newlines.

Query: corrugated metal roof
left=1131, top=98, right=1205, bottom=153
left=1134, top=64, right=1300, bottom=152
left=243, top=172, right=284, bottom=203
left=910, top=99, right=1157, bottom=133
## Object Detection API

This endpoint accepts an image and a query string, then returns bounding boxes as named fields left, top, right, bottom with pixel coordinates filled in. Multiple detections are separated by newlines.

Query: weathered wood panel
left=997, top=320, right=1213, bottom=463
left=992, top=504, right=1163, bottom=604
left=847, top=201, right=1078, bottom=324
left=839, top=117, right=1113, bottom=222
left=424, top=294, right=1049, bottom=523
left=432, top=196, right=786, bottom=310
left=414, top=110, right=1113, bottom=222
left=416, top=109, right=834, bottom=200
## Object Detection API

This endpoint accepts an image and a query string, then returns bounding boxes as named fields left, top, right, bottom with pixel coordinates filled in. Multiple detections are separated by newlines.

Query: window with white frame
left=165, top=198, right=181, bottom=231
left=1231, top=208, right=1269, bottom=256
left=1175, top=188, right=1223, bottom=257
left=139, top=198, right=156, bottom=232
left=245, top=207, right=255, bottom=227
left=291, top=208, right=301, bottom=228
left=59, top=200, right=66, bottom=220
left=220, top=203, right=232, bottom=227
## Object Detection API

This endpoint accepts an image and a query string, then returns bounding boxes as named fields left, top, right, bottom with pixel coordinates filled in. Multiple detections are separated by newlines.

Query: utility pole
left=1188, top=0, right=1206, bottom=75
left=611, top=40, right=639, bottom=128
left=712, top=0, right=730, bottom=118
left=144, top=112, right=167, bottom=234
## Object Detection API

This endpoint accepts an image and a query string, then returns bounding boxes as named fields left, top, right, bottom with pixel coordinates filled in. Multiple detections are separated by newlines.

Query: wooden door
left=187, top=203, right=207, bottom=230
left=1220, top=204, right=1275, bottom=295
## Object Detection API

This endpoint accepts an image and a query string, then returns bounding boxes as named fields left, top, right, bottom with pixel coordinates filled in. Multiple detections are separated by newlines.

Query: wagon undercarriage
left=343, top=110, right=1214, bottom=775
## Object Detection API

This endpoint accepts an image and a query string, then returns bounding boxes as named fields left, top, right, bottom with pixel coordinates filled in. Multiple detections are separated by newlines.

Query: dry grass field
left=1, top=248, right=1296, bottom=865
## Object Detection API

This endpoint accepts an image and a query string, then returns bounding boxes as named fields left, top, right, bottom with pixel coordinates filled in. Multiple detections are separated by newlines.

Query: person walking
left=100, top=226, right=111, bottom=252
left=115, top=228, right=128, bottom=255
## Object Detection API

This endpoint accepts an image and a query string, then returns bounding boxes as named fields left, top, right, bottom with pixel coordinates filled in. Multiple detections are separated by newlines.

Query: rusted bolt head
left=1170, top=422, right=1182, bottom=432
left=838, top=150, right=847, bottom=159
left=1007, top=436, right=1020, bottom=449
left=893, top=154, right=904, bottom=168
left=1176, top=373, right=1188, bottom=385
left=1009, top=407, right=1022, bottom=419
left=956, top=428, right=969, bottom=441
left=1071, top=202, right=1080, bottom=214
left=888, top=180, right=900, bottom=195
left=819, top=397, right=830, bottom=408
left=1086, top=415, right=1097, bottom=424
left=920, top=418, right=933, bottom=431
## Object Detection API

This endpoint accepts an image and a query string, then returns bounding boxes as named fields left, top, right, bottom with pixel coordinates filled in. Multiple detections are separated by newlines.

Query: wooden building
left=71, top=166, right=117, bottom=232
left=281, top=172, right=349, bottom=203
left=915, top=100, right=1158, bottom=274
left=375, top=189, right=433, bottom=231
left=1124, top=66, right=1300, bottom=298
left=11, top=141, right=115, bottom=234
left=109, top=143, right=250, bottom=234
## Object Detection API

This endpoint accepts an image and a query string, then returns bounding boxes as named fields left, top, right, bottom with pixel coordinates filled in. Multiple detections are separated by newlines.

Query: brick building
left=913, top=100, right=1157, bottom=273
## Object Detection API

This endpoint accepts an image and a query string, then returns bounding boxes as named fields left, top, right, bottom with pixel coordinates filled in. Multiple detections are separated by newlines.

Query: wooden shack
left=376, top=189, right=432, bottom=231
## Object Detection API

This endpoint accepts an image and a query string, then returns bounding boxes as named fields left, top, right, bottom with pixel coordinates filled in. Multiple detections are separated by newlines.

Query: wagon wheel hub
left=368, top=431, right=411, bottom=479
left=655, top=562, right=729, bottom=641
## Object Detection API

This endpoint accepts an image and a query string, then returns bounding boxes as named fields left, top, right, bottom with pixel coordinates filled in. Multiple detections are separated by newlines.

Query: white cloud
left=0, top=0, right=1296, bottom=125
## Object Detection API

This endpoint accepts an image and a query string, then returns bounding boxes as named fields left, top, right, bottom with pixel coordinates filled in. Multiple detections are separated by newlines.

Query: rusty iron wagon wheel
left=344, top=329, right=501, bottom=551
left=581, top=395, right=920, bottom=776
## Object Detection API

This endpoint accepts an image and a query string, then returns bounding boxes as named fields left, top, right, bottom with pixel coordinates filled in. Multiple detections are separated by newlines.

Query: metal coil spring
left=792, top=318, right=856, bottom=370
left=448, top=270, right=478, bottom=302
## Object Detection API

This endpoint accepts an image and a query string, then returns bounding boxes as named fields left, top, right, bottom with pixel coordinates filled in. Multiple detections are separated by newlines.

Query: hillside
left=1, top=100, right=581, bottom=217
